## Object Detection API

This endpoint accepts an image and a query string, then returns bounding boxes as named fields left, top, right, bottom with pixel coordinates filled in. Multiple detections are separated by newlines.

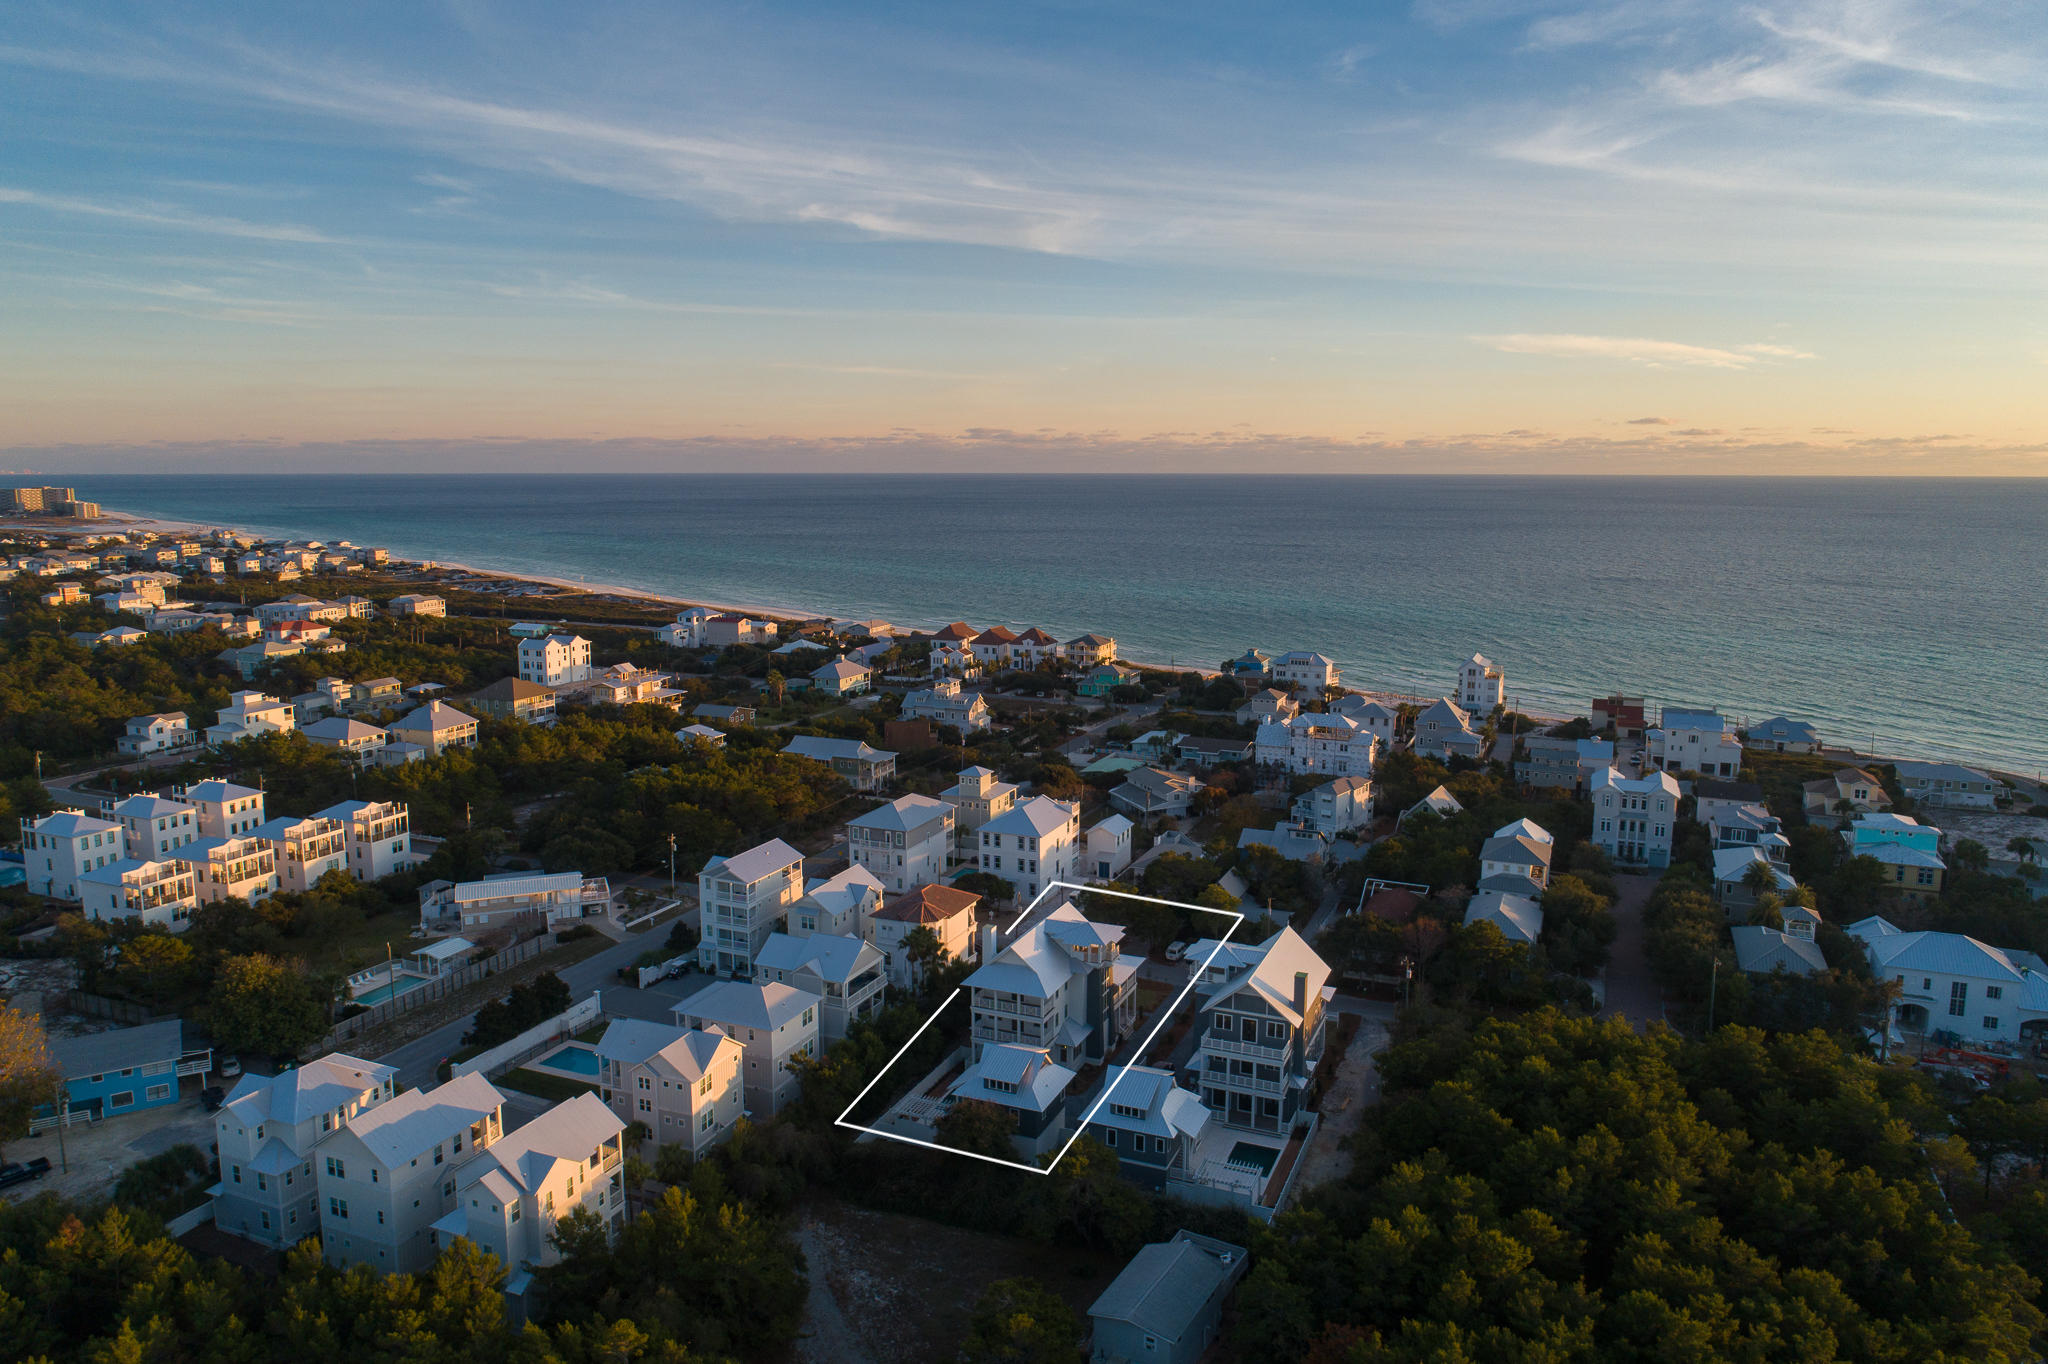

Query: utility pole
left=54, top=1087, right=68, bottom=1172
left=668, top=832, right=677, bottom=896
left=1706, top=958, right=1719, bottom=1034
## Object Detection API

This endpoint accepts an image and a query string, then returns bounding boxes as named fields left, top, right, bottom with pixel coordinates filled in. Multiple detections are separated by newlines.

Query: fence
left=635, top=953, right=695, bottom=988
left=323, top=935, right=547, bottom=1046
left=451, top=991, right=605, bottom=1079
left=62, top=992, right=172, bottom=1027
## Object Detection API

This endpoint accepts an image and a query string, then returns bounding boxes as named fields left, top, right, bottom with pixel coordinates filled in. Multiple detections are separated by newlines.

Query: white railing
left=1203, top=1035, right=1289, bottom=1061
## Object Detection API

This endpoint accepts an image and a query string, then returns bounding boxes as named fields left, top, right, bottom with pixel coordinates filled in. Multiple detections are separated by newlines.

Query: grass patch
left=574, top=1022, right=608, bottom=1043
left=309, top=909, right=423, bottom=977
left=496, top=1068, right=599, bottom=1102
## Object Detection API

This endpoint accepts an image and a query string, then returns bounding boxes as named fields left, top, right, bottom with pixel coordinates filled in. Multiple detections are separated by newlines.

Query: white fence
left=452, top=990, right=605, bottom=1079
left=635, top=954, right=695, bottom=988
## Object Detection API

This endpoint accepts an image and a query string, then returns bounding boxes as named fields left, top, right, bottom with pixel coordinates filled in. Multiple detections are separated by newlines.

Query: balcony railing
left=1203, top=1034, right=1290, bottom=1061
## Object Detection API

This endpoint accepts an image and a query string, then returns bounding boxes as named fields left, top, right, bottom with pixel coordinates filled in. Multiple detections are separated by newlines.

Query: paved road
left=1601, top=872, right=1666, bottom=1032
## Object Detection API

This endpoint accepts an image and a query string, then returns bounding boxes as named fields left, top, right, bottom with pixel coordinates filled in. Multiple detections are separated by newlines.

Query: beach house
left=468, top=676, right=558, bottom=725
left=752, top=932, right=887, bottom=1039
left=40, top=1021, right=207, bottom=1130
left=388, top=701, right=479, bottom=756
left=1746, top=716, right=1820, bottom=753
left=21, top=809, right=127, bottom=899
left=1648, top=707, right=1743, bottom=777
left=781, top=735, right=898, bottom=790
left=181, top=835, right=280, bottom=904
left=518, top=633, right=593, bottom=687
left=867, top=884, right=981, bottom=988
left=1802, top=767, right=1892, bottom=820
left=1191, top=926, right=1329, bottom=1133
left=317, top=1073, right=508, bottom=1275
left=791, top=864, right=885, bottom=939
left=1590, top=767, right=1681, bottom=869
left=1080, top=1065, right=1211, bottom=1191
left=1270, top=651, right=1339, bottom=692
left=1110, top=767, right=1205, bottom=820
left=302, top=715, right=392, bottom=757
left=1086, top=814, right=1135, bottom=879
left=211, top=1053, right=399, bottom=1248
left=1064, top=633, right=1117, bottom=666
left=108, top=791, right=202, bottom=859
left=595, top=1020, right=744, bottom=1158
left=1411, top=698, right=1484, bottom=761
left=1464, top=888, right=1544, bottom=945
left=388, top=593, right=445, bottom=617
left=1253, top=711, right=1377, bottom=776
left=1087, top=1231, right=1248, bottom=1364
left=1458, top=654, right=1506, bottom=712
left=318, top=799, right=415, bottom=880
left=419, top=870, right=612, bottom=931
left=1843, top=813, right=1947, bottom=897
left=900, top=676, right=992, bottom=731
left=845, top=794, right=954, bottom=894
left=175, top=779, right=266, bottom=837
left=78, top=856, right=199, bottom=929
left=429, top=1094, right=629, bottom=1298
left=1236, top=690, right=1298, bottom=725
left=1329, top=694, right=1399, bottom=747
left=1479, top=817, right=1557, bottom=889
left=952, top=1044, right=1077, bottom=1158
left=117, top=711, right=195, bottom=756
left=1849, top=917, right=2048, bottom=1044
left=673, top=980, right=821, bottom=1116
left=1892, top=760, right=2001, bottom=810
left=970, top=625, right=1020, bottom=669
left=206, top=690, right=296, bottom=746
left=250, top=813, right=350, bottom=892
left=976, top=796, right=1081, bottom=903
left=966, top=900, right=1138, bottom=1068
left=697, top=838, right=806, bottom=978
left=1291, top=775, right=1373, bottom=835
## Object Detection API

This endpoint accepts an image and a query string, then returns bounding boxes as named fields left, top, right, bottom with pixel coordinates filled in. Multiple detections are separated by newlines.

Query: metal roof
left=1089, top=1232, right=1247, bottom=1340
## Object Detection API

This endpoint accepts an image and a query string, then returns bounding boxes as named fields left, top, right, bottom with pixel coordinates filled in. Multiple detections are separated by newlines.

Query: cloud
left=1627, top=415, right=1671, bottom=424
left=1672, top=427, right=1722, bottom=435
left=0, top=186, right=338, bottom=244
left=1477, top=333, right=1760, bottom=368
left=1738, top=342, right=1817, bottom=359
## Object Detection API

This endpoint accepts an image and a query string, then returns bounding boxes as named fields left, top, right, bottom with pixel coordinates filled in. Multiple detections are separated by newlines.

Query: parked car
left=217, top=1056, right=242, bottom=1080
left=1164, top=941, right=1190, bottom=962
left=0, top=1157, right=51, bottom=1190
left=201, top=1086, right=226, bottom=1112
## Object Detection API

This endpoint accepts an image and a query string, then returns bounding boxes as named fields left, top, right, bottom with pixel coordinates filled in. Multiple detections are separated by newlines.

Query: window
left=511, top=1204, right=522, bottom=1223
left=377, top=1211, right=385, bottom=1225
left=442, top=1180, right=455, bottom=1198
left=328, top=1197, right=348, bottom=1219
left=1987, top=985, right=2004, bottom=1001
left=326, top=1156, right=345, bottom=1178
left=637, top=1076, right=651, bottom=1090
left=371, top=1169, right=379, bottom=1183
left=232, top=1165, right=242, bottom=1184
left=260, top=1212, right=270, bottom=1230
left=1266, top=1021, right=1286, bottom=1039
left=1984, top=1016, right=2001, bottom=1031
left=1950, top=981, right=1968, bottom=1016
left=109, top=1091, right=134, bottom=1110
left=256, top=1174, right=268, bottom=1192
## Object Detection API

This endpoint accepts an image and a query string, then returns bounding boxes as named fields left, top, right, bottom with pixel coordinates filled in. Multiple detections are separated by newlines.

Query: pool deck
left=527, top=1042, right=602, bottom=1080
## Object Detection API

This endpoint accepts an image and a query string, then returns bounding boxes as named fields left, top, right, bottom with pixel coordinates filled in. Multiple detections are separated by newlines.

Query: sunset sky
left=3, top=1, right=2044, bottom=473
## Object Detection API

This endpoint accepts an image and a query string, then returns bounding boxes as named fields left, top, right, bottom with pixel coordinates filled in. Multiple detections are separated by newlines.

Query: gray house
left=1088, top=1229, right=1248, bottom=1364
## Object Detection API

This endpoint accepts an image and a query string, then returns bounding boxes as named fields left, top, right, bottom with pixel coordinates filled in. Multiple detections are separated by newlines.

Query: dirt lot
left=794, top=1199, right=1124, bottom=1364
left=2, top=1083, right=217, bottom=1208
left=1292, top=1014, right=1389, bottom=1194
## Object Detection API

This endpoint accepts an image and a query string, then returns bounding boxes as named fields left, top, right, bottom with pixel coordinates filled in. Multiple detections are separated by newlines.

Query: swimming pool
left=354, top=976, right=428, bottom=1007
left=535, top=1042, right=601, bottom=1076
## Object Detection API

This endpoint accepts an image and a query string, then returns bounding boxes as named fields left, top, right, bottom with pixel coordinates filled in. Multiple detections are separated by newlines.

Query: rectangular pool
left=354, top=976, right=428, bottom=1007
left=536, top=1043, right=601, bottom=1076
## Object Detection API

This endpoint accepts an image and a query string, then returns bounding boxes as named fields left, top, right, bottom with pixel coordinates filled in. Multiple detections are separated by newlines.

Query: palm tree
left=2009, top=837, right=2037, bottom=865
left=1952, top=838, right=1991, bottom=874
left=1869, top=975, right=1905, bottom=1061
left=1742, top=858, right=1782, bottom=902
left=764, top=669, right=786, bottom=705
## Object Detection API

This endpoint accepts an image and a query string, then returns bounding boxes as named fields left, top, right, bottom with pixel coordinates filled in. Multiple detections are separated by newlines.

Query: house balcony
left=1202, top=1034, right=1291, bottom=1062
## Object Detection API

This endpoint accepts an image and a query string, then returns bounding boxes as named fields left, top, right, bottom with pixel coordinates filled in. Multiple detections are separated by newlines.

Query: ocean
left=78, top=473, right=2048, bottom=777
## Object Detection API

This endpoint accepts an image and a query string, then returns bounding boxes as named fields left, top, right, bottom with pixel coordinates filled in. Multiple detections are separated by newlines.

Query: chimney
left=1293, top=971, right=1308, bottom=1017
left=979, top=922, right=999, bottom=964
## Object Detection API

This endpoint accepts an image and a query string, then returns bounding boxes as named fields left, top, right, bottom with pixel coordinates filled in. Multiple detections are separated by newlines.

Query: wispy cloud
left=0, top=186, right=339, bottom=243
left=1627, top=415, right=1671, bottom=424
left=1475, top=333, right=1812, bottom=369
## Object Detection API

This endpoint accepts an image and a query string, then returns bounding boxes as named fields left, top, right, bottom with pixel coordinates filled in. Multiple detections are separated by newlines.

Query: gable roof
left=1090, top=1065, right=1210, bottom=1141
left=703, top=837, right=804, bottom=884
left=848, top=794, right=952, bottom=833
left=782, top=734, right=893, bottom=764
left=982, top=795, right=1077, bottom=840
left=754, top=931, right=880, bottom=984
left=1479, top=833, right=1553, bottom=868
left=1209, top=925, right=1329, bottom=1026
left=392, top=700, right=477, bottom=733
left=1089, top=1232, right=1247, bottom=1341
left=50, top=1020, right=185, bottom=1080
left=675, top=979, right=819, bottom=1032
left=1732, top=925, right=1828, bottom=975
left=342, top=1072, right=502, bottom=1166
left=1465, top=891, right=1544, bottom=944
left=469, top=1093, right=624, bottom=1196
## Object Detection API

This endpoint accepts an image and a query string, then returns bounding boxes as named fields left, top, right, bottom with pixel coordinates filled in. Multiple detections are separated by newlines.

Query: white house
left=1328, top=694, right=1398, bottom=747
left=1648, top=708, right=1743, bottom=778
left=1892, top=760, right=2001, bottom=810
left=944, top=766, right=1018, bottom=861
left=976, top=796, right=1081, bottom=903
left=901, top=676, right=992, bottom=733
left=318, top=799, right=415, bottom=880
left=967, top=900, right=1138, bottom=1067
left=20, top=809, right=127, bottom=899
left=1254, top=711, right=1378, bottom=777
left=1589, top=767, right=1681, bottom=869
left=252, top=814, right=349, bottom=893
left=518, top=633, right=593, bottom=687
left=388, top=701, right=479, bottom=757
left=388, top=594, right=445, bottom=617
left=1236, top=690, right=1298, bottom=726
left=673, top=980, right=821, bottom=1117
left=810, top=656, right=871, bottom=697
left=1458, top=654, right=1505, bottom=713
left=1109, top=767, right=1204, bottom=820
left=1291, top=775, right=1373, bottom=836
left=867, top=884, right=982, bottom=989
left=108, top=792, right=202, bottom=860
left=595, top=1020, right=744, bottom=1158
left=212, top=1054, right=399, bottom=1249
left=1086, top=814, right=1135, bottom=880
left=181, top=835, right=280, bottom=905
left=1848, top=918, right=2048, bottom=1044
left=753, top=932, right=888, bottom=1040
left=430, top=1093, right=628, bottom=1295
left=175, top=779, right=266, bottom=838
left=845, top=794, right=954, bottom=895
left=1064, top=633, right=1117, bottom=666
left=117, top=711, right=195, bottom=757
left=1270, top=651, right=1339, bottom=692
left=207, top=691, right=296, bottom=746
left=792, top=863, right=887, bottom=939
left=80, top=857, right=200, bottom=930
left=698, top=838, right=806, bottom=978
left=317, top=1073, right=507, bottom=1276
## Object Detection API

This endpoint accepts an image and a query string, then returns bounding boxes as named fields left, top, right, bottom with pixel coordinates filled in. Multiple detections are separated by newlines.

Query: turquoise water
left=537, top=1043, right=601, bottom=1076
left=80, top=473, right=2048, bottom=775
left=354, top=976, right=428, bottom=1007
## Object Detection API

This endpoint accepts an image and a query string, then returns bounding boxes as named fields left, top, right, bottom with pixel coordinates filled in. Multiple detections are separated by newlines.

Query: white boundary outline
left=833, top=879, right=1245, bottom=1175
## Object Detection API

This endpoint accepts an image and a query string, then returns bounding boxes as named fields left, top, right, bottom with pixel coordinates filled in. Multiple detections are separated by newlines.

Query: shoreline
left=69, top=503, right=2047, bottom=784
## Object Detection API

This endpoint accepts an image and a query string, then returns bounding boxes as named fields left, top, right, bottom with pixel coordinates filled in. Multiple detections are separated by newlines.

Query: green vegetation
left=464, top=971, right=573, bottom=1048
left=959, top=1277, right=1086, bottom=1364
left=497, top=1068, right=600, bottom=1102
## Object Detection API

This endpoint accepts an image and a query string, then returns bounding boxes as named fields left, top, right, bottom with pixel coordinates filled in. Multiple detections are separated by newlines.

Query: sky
left=2, top=0, right=2045, bottom=474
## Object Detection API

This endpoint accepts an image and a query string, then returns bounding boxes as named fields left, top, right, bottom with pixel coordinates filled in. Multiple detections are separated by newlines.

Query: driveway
left=3, top=1088, right=217, bottom=1208
left=1292, top=1014, right=1390, bottom=1194
left=1601, top=872, right=1665, bottom=1032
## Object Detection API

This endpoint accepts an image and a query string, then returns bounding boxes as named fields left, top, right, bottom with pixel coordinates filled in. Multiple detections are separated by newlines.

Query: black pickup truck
left=0, top=1157, right=53, bottom=1190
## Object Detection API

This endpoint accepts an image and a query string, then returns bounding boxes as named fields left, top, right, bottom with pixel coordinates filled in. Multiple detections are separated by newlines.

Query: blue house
left=41, top=1020, right=210, bottom=1124
left=1081, top=1065, right=1210, bottom=1191
left=1088, top=1230, right=1248, bottom=1364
